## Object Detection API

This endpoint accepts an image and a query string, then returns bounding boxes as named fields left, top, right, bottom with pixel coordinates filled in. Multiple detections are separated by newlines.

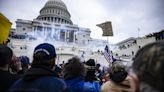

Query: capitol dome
left=37, top=0, right=73, bottom=24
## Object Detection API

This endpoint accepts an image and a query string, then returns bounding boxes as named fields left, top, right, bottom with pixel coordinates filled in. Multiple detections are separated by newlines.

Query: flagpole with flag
left=96, top=21, right=114, bottom=64
left=104, top=45, right=113, bottom=64
left=96, top=21, right=113, bottom=37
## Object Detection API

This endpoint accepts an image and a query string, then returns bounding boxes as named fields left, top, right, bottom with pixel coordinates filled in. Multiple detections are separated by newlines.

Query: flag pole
left=138, top=28, right=140, bottom=38
left=107, top=36, right=113, bottom=65
left=107, top=37, right=109, bottom=44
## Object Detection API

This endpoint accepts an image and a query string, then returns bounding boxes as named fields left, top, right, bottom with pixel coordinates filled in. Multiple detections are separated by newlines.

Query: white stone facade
left=114, top=37, right=156, bottom=57
left=14, top=0, right=91, bottom=44
left=9, top=0, right=110, bottom=65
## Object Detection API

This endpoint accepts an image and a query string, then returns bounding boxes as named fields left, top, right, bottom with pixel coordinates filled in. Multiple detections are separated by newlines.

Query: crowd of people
left=0, top=40, right=164, bottom=92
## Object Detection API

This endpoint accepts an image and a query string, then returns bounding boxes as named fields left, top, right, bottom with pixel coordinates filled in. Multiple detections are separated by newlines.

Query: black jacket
left=9, top=66, right=71, bottom=92
left=0, top=70, right=19, bottom=92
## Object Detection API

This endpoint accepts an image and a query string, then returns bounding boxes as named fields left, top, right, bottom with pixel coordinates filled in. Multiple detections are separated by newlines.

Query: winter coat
left=8, top=66, right=69, bottom=92
left=83, top=81, right=100, bottom=92
left=0, top=70, right=19, bottom=92
left=101, top=76, right=135, bottom=92
left=65, top=77, right=100, bottom=92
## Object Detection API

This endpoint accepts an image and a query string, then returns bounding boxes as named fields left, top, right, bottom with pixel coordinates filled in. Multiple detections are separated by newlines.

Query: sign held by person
left=96, top=21, right=113, bottom=36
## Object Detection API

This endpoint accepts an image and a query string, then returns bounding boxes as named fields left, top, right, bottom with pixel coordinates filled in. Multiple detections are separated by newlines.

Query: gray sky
left=0, top=0, right=164, bottom=44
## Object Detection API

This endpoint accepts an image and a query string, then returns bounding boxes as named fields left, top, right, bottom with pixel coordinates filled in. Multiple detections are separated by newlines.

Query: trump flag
left=96, top=21, right=113, bottom=36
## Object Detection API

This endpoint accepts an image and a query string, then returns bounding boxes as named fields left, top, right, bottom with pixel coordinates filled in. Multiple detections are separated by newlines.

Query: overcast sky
left=0, top=0, right=164, bottom=44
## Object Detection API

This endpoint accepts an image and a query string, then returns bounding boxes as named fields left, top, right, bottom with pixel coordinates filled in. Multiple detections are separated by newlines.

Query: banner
left=0, top=13, right=12, bottom=44
left=96, top=21, right=113, bottom=36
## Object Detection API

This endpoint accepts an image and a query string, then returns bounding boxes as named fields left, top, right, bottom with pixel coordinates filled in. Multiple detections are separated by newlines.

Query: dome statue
left=36, top=0, right=73, bottom=24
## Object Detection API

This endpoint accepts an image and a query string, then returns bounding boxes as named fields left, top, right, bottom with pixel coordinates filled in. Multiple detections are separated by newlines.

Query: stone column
left=56, top=18, right=58, bottom=23
left=35, top=26, right=38, bottom=36
left=44, top=27, right=47, bottom=39
left=51, top=27, right=54, bottom=39
left=66, top=30, right=70, bottom=42
left=52, top=17, right=54, bottom=22
left=32, top=26, right=35, bottom=36
left=58, top=29, right=60, bottom=41
left=42, top=27, right=43, bottom=35
left=71, top=30, right=74, bottom=42
left=65, top=30, right=67, bottom=42
left=43, top=27, right=45, bottom=36
left=67, top=31, right=69, bottom=39
left=49, top=28, right=52, bottom=39
left=73, top=31, right=76, bottom=43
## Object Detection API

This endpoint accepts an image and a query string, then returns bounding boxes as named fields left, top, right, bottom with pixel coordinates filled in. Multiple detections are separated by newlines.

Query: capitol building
left=9, top=0, right=108, bottom=66
left=13, top=0, right=92, bottom=45
left=9, top=0, right=161, bottom=66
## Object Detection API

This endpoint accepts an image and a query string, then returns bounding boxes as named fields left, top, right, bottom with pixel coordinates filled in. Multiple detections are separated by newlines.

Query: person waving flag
left=104, top=45, right=113, bottom=64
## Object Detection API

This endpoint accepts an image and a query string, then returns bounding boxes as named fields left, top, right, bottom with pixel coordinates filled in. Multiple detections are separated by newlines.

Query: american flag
left=104, top=45, right=113, bottom=64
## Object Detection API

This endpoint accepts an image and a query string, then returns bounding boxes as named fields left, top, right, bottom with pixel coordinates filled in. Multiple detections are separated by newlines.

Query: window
left=58, top=11, right=60, bottom=15
left=23, top=28, right=26, bottom=31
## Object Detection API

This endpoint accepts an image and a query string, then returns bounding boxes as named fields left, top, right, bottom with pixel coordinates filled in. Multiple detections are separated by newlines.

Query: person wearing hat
left=132, top=40, right=164, bottom=92
left=101, top=61, right=135, bottom=92
left=84, top=59, right=98, bottom=82
left=0, top=44, right=19, bottom=92
left=83, top=59, right=100, bottom=92
left=8, top=43, right=71, bottom=92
